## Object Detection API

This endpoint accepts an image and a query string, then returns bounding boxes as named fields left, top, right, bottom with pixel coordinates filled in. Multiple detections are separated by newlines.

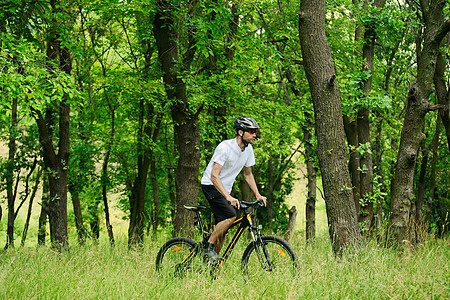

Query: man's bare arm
left=243, top=166, right=267, bottom=206
left=210, top=162, right=240, bottom=209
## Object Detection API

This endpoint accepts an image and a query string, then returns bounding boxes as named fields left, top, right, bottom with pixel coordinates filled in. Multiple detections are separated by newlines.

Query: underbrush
left=0, top=234, right=448, bottom=299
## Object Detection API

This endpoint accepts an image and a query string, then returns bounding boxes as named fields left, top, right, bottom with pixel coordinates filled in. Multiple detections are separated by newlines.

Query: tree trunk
left=388, top=1, right=450, bottom=247
left=372, top=114, right=387, bottom=230
left=29, top=1, right=73, bottom=249
left=416, top=140, right=429, bottom=230
left=128, top=98, right=151, bottom=246
left=357, top=107, right=374, bottom=230
left=150, top=116, right=162, bottom=240
left=304, top=111, right=317, bottom=244
left=425, top=117, right=441, bottom=226
left=102, top=104, right=115, bottom=245
left=68, top=111, right=91, bottom=245
left=88, top=198, right=100, bottom=240
left=38, top=176, right=49, bottom=246
left=239, top=177, right=253, bottom=202
left=167, top=168, right=176, bottom=225
left=154, top=0, right=200, bottom=237
left=33, top=96, right=70, bottom=249
left=5, top=95, right=18, bottom=249
left=21, top=167, right=42, bottom=246
left=434, top=50, right=450, bottom=150
left=267, top=157, right=275, bottom=229
left=299, top=0, right=361, bottom=255
left=343, top=116, right=361, bottom=215
left=357, top=0, right=386, bottom=232
left=172, top=112, right=201, bottom=237
left=49, top=99, right=71, bottom=249
left=129, top=99, right=162, bottom=246
left=69, top=188, right=86, bottom=245
left=285, top=206, right=297, bottom=242
left=150, top=156, right=160, bottom=240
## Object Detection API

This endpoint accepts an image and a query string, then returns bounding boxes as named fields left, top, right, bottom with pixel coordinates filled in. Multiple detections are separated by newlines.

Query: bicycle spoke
left=242, top=236, right=298, bottom=284
left=156, top=238, right=202, bottom=279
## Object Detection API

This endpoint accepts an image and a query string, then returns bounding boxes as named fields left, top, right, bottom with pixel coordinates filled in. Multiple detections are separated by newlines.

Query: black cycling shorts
left=201, top=185, right=236, bottom=224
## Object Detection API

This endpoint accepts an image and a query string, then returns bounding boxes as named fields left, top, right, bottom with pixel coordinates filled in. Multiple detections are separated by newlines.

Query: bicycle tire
left=155, top=237, right=199, bottom=278
left=241, top=235, right=298, bottom=283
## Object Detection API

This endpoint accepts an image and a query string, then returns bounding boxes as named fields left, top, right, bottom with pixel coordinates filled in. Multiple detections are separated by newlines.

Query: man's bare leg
left=208, top=217, right=236, bottom=254
left=215, top=234, right=225, bottom=254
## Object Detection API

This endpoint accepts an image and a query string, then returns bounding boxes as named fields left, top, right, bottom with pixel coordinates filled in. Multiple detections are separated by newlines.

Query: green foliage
left=0, top=0, right=449, bottom=246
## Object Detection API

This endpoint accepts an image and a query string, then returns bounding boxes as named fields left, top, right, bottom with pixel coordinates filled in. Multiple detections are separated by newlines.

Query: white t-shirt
left=201, top=138, right=256, bottom=193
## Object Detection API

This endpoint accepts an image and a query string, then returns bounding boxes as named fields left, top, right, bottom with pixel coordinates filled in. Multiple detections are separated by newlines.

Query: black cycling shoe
left=203, top=243, right=223, bottom=262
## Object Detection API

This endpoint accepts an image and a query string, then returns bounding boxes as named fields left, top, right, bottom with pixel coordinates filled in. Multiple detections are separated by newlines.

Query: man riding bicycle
left=201, top=116, right=267, bottom=261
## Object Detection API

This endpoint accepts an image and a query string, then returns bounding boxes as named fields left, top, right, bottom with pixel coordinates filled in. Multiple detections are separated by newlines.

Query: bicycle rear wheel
left=241, top=235, right=298, bottom=284
left=155, top=237, right=199, bottom=278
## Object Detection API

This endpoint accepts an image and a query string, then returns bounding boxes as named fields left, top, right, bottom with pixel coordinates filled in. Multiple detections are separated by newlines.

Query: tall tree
left=434, top=45, right=450, bottom=150
left=154, top=0, right=201, bottom=236
left=299, top=0, right=362, bottom=255
left=388, top=0, right=450, bottom=247
left=355, top=0, right=386, bottom=232
left=30, top=0, right=75, bottom=248
left=1, top=0, right=34, bottom=249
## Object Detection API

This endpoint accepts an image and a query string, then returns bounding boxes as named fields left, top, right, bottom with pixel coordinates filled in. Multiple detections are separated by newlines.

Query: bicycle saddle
left=183, top=205, right=208, bottom=211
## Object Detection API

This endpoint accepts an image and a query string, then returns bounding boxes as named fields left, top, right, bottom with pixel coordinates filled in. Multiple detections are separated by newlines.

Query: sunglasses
left=246, top=129, right=257, bottom=135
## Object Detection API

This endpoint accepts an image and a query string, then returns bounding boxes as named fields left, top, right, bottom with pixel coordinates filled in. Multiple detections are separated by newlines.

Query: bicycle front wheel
left=241, top=235, right=298, bottom=284
left=155, top=237, right=199, bottom=278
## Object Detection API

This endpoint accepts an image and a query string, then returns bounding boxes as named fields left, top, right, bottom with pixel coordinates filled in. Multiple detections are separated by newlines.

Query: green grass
left=0, top=233, right=448, bottom=299
left=1, top=167, right=448, bottom=299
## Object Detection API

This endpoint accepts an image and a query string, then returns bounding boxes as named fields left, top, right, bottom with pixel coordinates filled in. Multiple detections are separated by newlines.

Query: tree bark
left=357, top=107, right=374, bottom=230
left=171, top=111, right=201, bottom=237
left=167, top=168, right=176, bottom=224
left=38, top=176, right=49, bottom=246
left=372, top=114, right=387, bottom=230
left=285, top=206, right=297, bottom=242
left=304, top=111, right=317, bottom=244
left=267, top=157, right=275, bottom=229
left=149, top=115, right=162, bottom=240
left=416, top=139, right=429, bottom=230
left=154, top=0, right=200, bottom=237
left=434, top=50, right=450, bottom=150
left=425, top=117, right=441, bottom=225
left=128, top=98, right=151, bottom=246
left=128, top=102, right=162, bottom=246
left=388, top=1, right=450, bottom=247
left=343, top=116, right=361, bottom=215
left=28, top=0, right=73, bottom=249
left=69, top=189, right=86, bottom=245
left=299, top=0, right=361, bottom=255
left=32, top=65, right=71, bottom=250
left=150, top=155, right=160, bottom=240
left=21, top=167, right=42, bottom=246
left=5, top=94, right=18, bottom=249
left=356, top=0, right=386, bottom=232
left=102, top=104, right=115, bottom=245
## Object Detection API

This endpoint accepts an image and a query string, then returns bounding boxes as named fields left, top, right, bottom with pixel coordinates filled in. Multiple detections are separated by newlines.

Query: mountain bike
left=155, top=199, right=299, bottom=283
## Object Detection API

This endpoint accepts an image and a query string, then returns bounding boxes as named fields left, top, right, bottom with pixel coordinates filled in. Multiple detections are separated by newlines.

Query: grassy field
left=1, top=157, right=449, bottom=299
left=0, top=233, right=448, bottom=299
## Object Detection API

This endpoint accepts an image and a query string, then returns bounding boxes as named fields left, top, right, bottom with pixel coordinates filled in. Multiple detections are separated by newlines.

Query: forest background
left=0, top=0, right=449, bottom=256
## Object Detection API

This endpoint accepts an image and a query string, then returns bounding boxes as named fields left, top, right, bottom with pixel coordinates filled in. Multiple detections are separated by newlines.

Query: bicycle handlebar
left=239, top=199, right=265, bottom=209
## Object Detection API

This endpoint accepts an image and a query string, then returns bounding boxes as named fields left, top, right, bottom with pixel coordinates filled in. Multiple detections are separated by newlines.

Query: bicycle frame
left=187, top=201, right=272, bottom=269
left=219, top=213, right=252, bottom=265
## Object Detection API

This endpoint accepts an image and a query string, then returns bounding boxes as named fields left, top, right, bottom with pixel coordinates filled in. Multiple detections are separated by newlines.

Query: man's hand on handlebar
left=256, top=194, right=267, bottom=207
left=227, top=196, right=240, bottom=209
left=228, top=195, right=266, bottom=210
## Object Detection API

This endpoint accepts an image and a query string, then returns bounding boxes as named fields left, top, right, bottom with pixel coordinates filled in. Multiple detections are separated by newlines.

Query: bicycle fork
left=247, top=217, right=275, bottom=271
